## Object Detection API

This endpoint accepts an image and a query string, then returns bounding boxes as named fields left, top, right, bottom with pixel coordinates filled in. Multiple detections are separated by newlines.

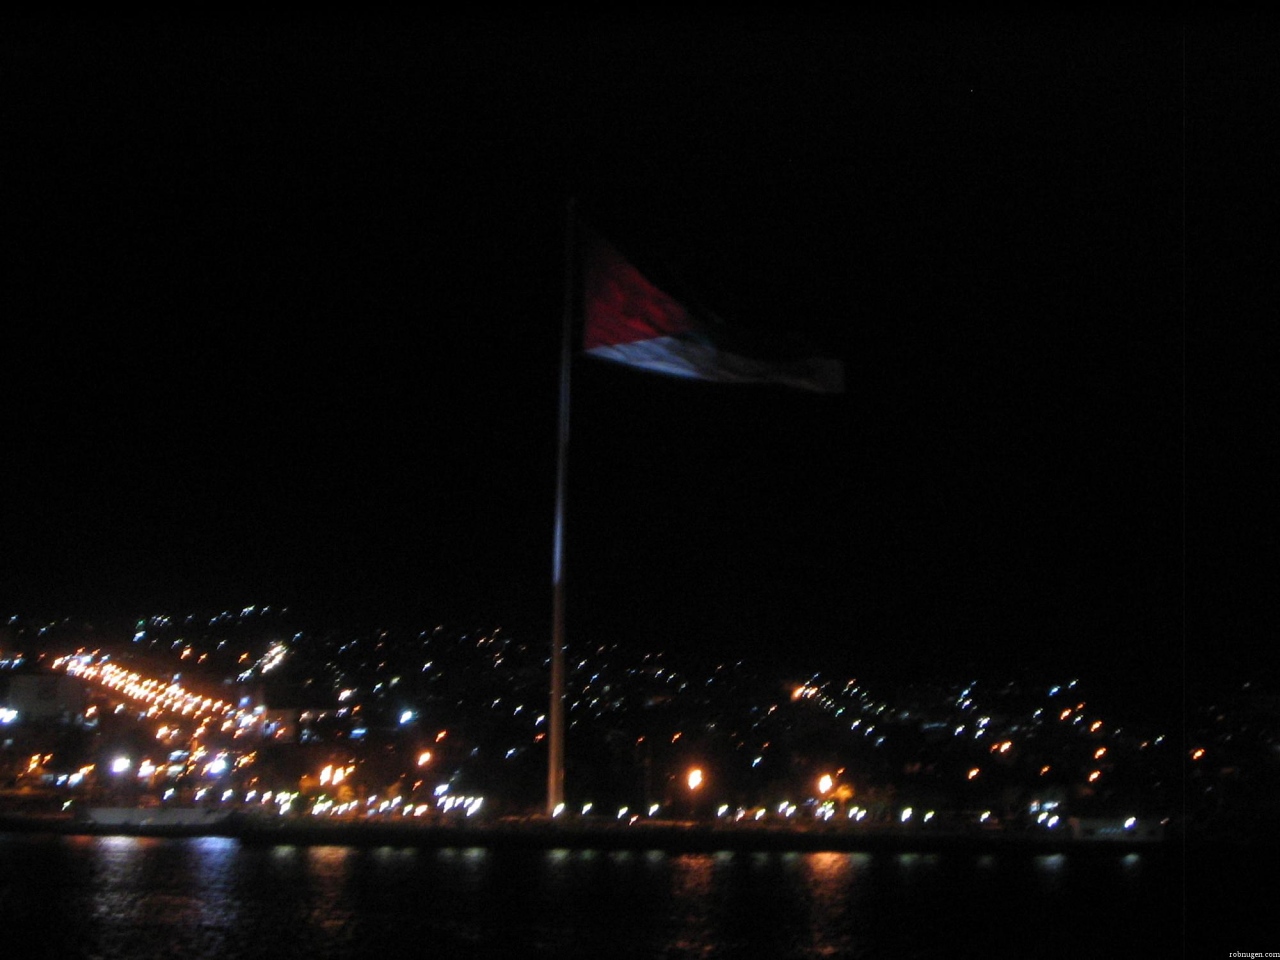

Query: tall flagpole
left=548, top=198, right=575, bottom=816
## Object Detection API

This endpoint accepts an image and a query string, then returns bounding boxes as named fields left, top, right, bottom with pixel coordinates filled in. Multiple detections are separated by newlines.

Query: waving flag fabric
left=581, top=233, right=844, bottom=394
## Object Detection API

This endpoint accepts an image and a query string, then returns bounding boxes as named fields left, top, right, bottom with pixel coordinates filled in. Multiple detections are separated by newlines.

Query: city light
left=25, top=624, right=1176, bottom=849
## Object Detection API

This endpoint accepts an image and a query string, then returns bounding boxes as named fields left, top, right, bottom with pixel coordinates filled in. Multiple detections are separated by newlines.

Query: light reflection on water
left=0, top=834, right=1179, bottom=960
left=799, top=851, right=860, bottom=958
left=305, top=845, right=357, bottom=946
left=668, top=854, right=717, bottom=957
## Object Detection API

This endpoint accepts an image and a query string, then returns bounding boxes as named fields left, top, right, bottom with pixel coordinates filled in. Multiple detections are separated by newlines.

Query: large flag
left=581, top=231, right=845, bottom=394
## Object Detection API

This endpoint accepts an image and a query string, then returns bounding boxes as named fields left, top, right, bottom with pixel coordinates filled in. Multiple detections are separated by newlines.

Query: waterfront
left=0, top=832, right=1182, bottom=959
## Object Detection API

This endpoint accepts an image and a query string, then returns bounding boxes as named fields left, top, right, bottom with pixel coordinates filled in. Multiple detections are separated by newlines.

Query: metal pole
left=548, top=199, right=575, bottom=816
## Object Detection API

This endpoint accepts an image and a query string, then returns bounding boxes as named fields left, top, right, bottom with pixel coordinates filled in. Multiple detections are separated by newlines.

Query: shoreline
left=0, top=811, right=1176, bottom=854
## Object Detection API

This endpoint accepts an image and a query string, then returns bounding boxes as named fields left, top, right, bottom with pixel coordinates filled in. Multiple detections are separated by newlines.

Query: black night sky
left=4, top=15, right=1257, bottom=714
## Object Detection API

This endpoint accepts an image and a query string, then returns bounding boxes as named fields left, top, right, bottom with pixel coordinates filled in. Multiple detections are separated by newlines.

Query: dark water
left=0, top=834, right=1182, bottom=959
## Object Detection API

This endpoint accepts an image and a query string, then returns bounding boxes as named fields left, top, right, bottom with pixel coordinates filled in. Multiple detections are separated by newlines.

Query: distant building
left=2, top=673, right=88, bottom=723
left=247, top=682, right=343, bottom=742
left=260, top=706, right=300, bottom=742
left=1069, top=816, right=1164, bottom=842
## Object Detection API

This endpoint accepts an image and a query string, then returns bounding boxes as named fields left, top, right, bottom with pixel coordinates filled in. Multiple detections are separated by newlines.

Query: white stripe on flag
left=586, top=336, right=844, bottom=394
